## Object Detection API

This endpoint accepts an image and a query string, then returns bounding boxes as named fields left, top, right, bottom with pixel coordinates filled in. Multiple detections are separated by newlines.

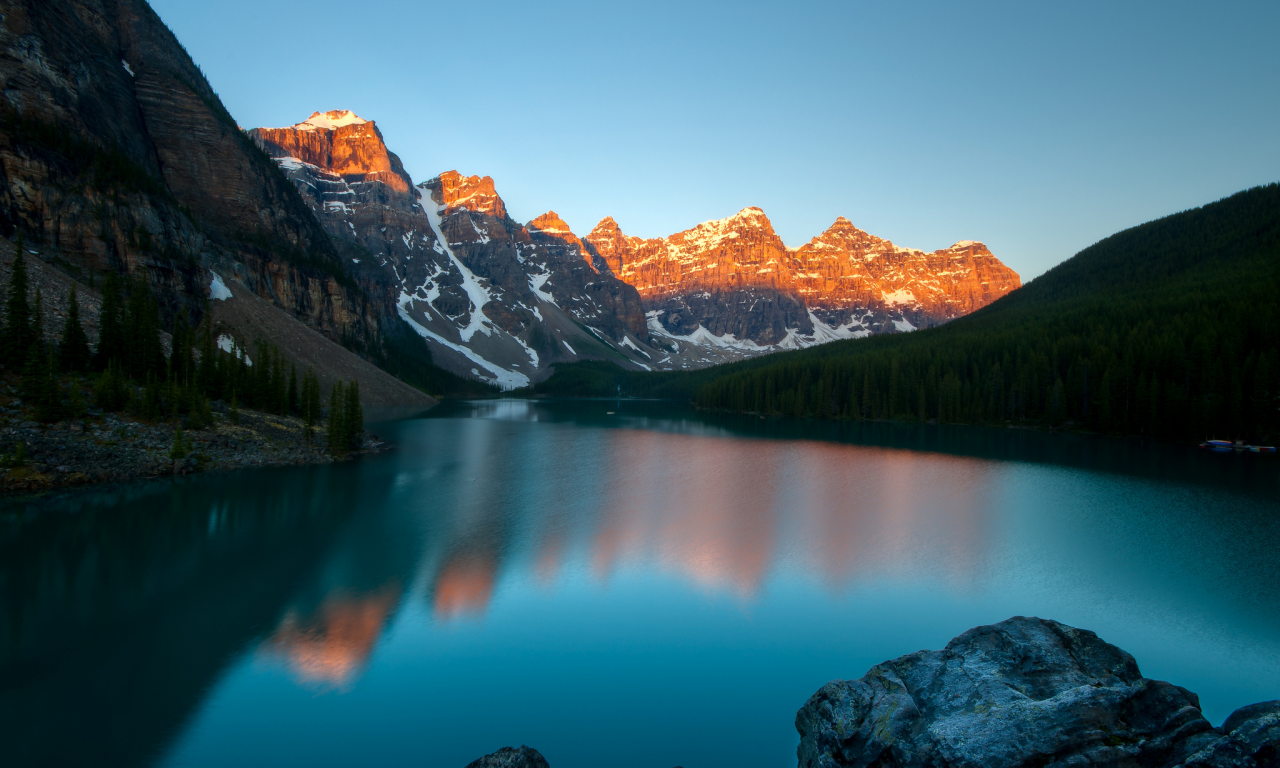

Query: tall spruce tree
left=301, top=367, right=321, bottom=443
left=59, top=285, right=92, bottom=372
left=123, top=279, right=164, bottom=380
left=30, top=287, right=43, bottom=352
left=326, top=381, right=346, bottom=455
left=95, top=271, right=124, bottom=370
left=345, top=379, right=362, bottom=449
left=5, top=245, right=32, bottom=367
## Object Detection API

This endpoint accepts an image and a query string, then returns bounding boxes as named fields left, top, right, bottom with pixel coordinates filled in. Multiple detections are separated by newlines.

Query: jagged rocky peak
left=434, top=170, right=508, bottom=218
left=528, top=211, right=573, bottom=234
left=671, top=206, right=787, bottom=258
left=249, top=110, right=412, bottom=194
left=585, top=216, right=646, bottom=274
left=805, top=216, right=889, bottom=252
left=528, top=211, right=600, bottom=271
left=589, top=216, right=622, bottom=236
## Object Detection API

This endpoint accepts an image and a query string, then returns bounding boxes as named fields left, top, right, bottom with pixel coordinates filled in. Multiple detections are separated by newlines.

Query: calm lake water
left=2, top=400, right=1279, bottom=768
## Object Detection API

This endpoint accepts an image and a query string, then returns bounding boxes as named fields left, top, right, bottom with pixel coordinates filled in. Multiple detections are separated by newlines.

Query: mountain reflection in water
left=1, top=399, right=1277, bottom=768
left=409, top=401, right=994, bottom=611
left=260, top=585, right=400, bottom=689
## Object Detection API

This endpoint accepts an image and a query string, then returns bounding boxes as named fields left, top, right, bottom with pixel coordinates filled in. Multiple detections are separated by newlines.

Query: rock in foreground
left=464, top=746, right=551, bottom=768
left=796, top=617, right=1279, bottom=768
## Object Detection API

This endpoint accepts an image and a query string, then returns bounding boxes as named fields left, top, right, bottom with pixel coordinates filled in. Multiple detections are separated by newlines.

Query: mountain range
left=250, top=109, right=1019, bottom=389
left=0, top=0, right=1017, bottom=397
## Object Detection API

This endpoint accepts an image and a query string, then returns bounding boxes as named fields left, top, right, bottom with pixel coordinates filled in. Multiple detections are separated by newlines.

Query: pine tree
left=169, top=310, right=192, bottom=385
left=326, top=381, right=346, bottom=455
left=68, top=379, right=87, bottom=418
left=31, top=286, right=43, bottom=352
left=301, top=367, right=321, bottom=443
left=59, top=285, right=92, bottom=372
left=31, top=349, right=62, bottom=423
left=169, top=423, right=189, bottom=460
left=95, top=271, right=124, bottom=370
left=5, top=246, right=32, bottom=367
left=287, top=363, right=298, bottom=415
left=345, top=379, right=362, bottom=450
left=123, top=279, right=164, bottom=380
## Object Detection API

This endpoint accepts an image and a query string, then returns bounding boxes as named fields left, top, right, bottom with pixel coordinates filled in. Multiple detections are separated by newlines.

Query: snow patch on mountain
left=421, top=189, right=493, bottom=341
left=396, top=298, right=529, bottom=390
left=293, top=110, right=367, bottom=131
left=528, top=271, right=557, bottom=305
left=209, top=272, right=232, bottom=301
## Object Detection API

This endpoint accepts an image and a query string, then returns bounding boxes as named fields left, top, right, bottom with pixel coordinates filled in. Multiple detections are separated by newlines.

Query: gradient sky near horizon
left=151, top=0, right=1278, bottom=280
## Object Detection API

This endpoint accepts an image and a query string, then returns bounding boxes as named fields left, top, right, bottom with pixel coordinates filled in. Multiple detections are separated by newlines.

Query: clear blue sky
left=152, top=0, right=1278, bottom=279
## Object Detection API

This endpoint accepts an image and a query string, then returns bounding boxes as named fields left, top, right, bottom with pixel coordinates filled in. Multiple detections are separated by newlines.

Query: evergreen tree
left=5, top=245, right=32, bottom=367
left=94, top=361, right=127, bottom=412
left=123, top=278, right=164, bottom=380
left=95, top=271, right=124, bottom=370
left=196, top=321, right=218, bottom=398
left=27, top=348, right=62, bottom=423
left=326, top=381, right=346, bottom=455
left=31, top=286, right=43, bottom=352
left=68, top=379, right=87, bottom=418
left=301, top=367, right=321, bottom=443
left=169, top=423, right=189, bottom=460
left=288, top=363, right=299, bottom=415
left=169, top=310, right=193, bottom=385
left=345, top=379, right=362, bottom=449
left=59, top=285, right=92, bottom=372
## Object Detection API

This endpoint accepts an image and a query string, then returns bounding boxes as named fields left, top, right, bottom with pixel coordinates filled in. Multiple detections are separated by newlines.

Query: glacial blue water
left=2, top=399, right=1278, bottom=768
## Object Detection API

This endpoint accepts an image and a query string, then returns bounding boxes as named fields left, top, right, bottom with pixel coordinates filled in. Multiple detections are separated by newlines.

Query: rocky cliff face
left=0, top=0, right=379, bottom=348
left=587, top=208, right=815, bottom=347
left=796, top=616, right=1280, bottom=768
left=793, top=217, right=1020, bottom=331
left=253, top=101, right=1021, bottom=381
left=0, top=0, right=1022, bottom=391
left=586, top=208, right=1020, bottom=352
left=252, top=113, right=657, bottom=388
left=251, top=111, right=413, bottom=195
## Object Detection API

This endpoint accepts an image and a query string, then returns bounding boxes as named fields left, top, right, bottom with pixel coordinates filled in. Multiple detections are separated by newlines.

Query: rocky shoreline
left=0, top=395, right=388, bottom=498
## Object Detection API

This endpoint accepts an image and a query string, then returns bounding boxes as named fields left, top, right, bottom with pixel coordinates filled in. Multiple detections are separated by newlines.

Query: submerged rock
left=796, top=616, right=1279, bottom=768
left=464, top=746, right=551, bottom=768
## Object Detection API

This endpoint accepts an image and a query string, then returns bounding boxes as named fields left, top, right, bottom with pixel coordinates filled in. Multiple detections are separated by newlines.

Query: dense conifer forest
left=694, top=184, right=1280, bottom=441
left=532, top=184, right=1280, bottom=443
left=0, top=245, right=367, bottom=455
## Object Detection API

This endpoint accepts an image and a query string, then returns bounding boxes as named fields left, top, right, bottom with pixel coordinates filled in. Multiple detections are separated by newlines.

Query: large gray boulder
left=796, top=617, right=1279, bottom=768
left=464, top=746, right=551, bottom=768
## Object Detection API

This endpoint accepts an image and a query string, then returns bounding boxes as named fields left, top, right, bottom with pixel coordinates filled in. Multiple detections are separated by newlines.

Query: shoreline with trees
left=0, top=244, right=377, bottom=498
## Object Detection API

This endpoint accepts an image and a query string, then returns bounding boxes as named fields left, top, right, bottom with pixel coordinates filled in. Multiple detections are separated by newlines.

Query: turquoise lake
left=2, top=399, right=1278, bottom=768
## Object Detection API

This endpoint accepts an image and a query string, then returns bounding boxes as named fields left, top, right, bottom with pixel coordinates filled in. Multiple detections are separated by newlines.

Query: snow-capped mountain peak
left=291, top=110, right=368, bottom=131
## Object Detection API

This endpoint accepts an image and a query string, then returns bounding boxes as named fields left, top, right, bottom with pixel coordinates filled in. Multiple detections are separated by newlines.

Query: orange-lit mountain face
left=251, top=108, right=1020, bottom=383
left=585, top=210, right=1021, bottom=345
left=251, top=111, right=413, bottom=194
left=793, top=218, right=1019, bottom=326
left=437, top=170, right=507, bottom=219
left=250, top=112, right=650, bottom=388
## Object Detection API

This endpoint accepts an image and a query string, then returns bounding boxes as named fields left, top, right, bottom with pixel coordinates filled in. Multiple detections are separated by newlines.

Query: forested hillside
left=689, top=184, right=1279, bottom=442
